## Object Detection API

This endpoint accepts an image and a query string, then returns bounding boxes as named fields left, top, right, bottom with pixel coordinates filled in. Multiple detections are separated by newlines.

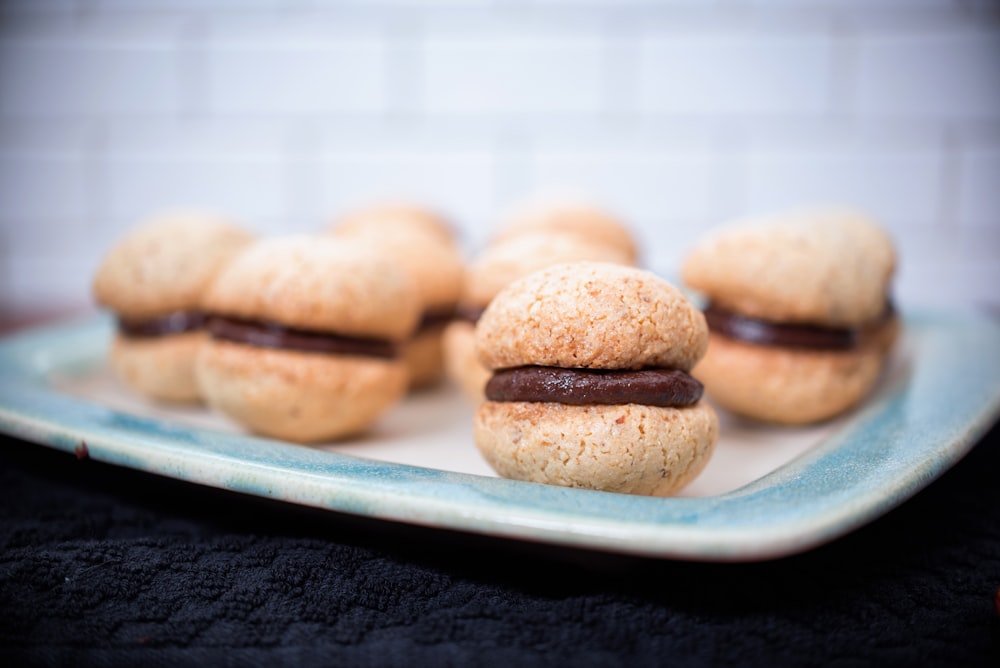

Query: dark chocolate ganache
left=703, top=303, right=860, bottom=350
left=118, top=310, right=207, bottom=338
left=417, top=306, right=457, bottom=333
left=454, top=304, right=486, bottom=325
left=206, top=316, right=398, bottom=359
left=485, top=366, right=703, bottom=407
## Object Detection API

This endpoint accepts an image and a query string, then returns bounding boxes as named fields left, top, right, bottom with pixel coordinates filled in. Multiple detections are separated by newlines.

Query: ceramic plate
left=0, top=312, right=998, bottom=561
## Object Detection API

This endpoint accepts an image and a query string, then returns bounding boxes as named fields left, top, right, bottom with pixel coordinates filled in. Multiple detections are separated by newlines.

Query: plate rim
left=0, top=311, right=998, bottom=562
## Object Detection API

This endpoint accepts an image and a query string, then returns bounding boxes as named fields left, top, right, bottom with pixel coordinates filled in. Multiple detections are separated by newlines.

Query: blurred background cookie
left=329, top=204, right=465, bottom=390
left=474, top=261, right=718, bottom=496
left=196, top=236, right=420, bottom=443
left=682, top=208, right=899, bottom=425
left=332, top=202, right=458, bottom=249
left=444, top=231, right=633, bottom=403
left=91, top=212, right=254, bottom=403
left=491, top=198, right=639, bottom=265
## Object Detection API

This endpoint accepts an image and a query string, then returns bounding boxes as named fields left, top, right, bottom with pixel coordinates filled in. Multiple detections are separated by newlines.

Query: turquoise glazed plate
left=0, top=312, right=998, bottom=562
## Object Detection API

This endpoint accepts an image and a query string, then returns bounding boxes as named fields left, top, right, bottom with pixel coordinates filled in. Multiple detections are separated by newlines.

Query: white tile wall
left=104, top=154, right=288, bottom=229
left=206, top=41, right=388, bottom=116
left=856, top=30, right=1000, bottom=119
left=957, top=146, right=1000, bottom=229
left=0, top=43, right=183, bottom=118
left=422, top=36, right=607, bottom=115
left=637, top=31, right=835, bottom=115
left=530, top=150, right=718, bottom=236
left=743, top=146, right=945, bottom=226
left=0, top=0, right=998, bottom=317
left=314, top=149, right=498, bottom=239
left=0, top=153, right=90, bottom=220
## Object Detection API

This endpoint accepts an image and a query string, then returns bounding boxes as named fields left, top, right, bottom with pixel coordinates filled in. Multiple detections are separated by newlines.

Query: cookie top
left=93, top=212, right=255, bottom=319
left=462, top=231, right=633, bottom=307
left=681, top=208, right=897, bottom=327
left=476, top=262, right=707, bottom=372
left=331, top=227, right=465, bottom=312
left=492, top=200, right=639, bottom=263
left=332, top=202, right=457, bottom=247
left=203, top=236, right=421, bottom=341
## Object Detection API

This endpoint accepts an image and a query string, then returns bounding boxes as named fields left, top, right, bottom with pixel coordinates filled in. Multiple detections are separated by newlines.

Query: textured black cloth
left=1, top=422, right=999, bottom=668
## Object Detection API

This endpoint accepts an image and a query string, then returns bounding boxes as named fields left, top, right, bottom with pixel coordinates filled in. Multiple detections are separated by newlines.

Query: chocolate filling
left=417, top=306, right=457, bottom=333
left=485, top=366, right=703, bottom=407
left=703, top=303, right=860, bottom=350
left=207, top=316, right=398, bottom=359
left=454, top=304, right=486, bottom=325
left=118, top=310, right=207, bottom=338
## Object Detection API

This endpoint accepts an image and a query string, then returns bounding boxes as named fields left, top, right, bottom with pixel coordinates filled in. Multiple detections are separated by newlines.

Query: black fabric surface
left=1, top=421, right=998, bottom=667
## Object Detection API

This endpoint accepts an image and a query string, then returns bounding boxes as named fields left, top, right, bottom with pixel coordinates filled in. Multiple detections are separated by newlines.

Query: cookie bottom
left=111, top=331, right=205, bottom=403
left=403, top=325, right=446, bottom=390
left=693, top=331, right=890, bottom=425
left=474, top=400, right=718, bottom=497
left=196, top=339, right=407, bottom=443
left=442, top=320, right=491, bottom=403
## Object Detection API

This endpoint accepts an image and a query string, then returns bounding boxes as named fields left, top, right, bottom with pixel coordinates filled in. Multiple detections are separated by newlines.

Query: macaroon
left=473, top=262, right=719, bottom=497
left=443, top=232, right=633, bottom=402
left=195, top=236, right=420, bottom=443
left=92, top=212, right=254, bottom=403
left=491, top=199, right=639, bottom=264
left=681, top=208, right=900, bottom=425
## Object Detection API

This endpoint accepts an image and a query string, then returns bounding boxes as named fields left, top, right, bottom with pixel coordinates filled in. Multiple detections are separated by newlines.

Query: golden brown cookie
left=476, top=401, right=718, bottom=497
left=108, top=331, right=207, bottom=403
left=690, top=330, right=891, bottom=425
left=492, top=199, right=639, bottom=264
left=476, top=262, right=707, bottom=372
left=92, top=212, right=255, bottom=403
left=202, top=236, right=418, bottom=341
left=196, top=340, right=408, bottom=444
left=682, top=208, right=899, bottom=425
left=196, top=236, right=420, bottom=442
left=473, top=261, right=718, bottom=496
left=682, top=208, right=895, bottom=327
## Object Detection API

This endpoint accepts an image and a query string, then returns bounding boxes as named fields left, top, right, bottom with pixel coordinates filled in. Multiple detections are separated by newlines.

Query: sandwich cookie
left=92, top=213, right=254, bottom=403
left=682, top=208, right=900, bottom=425
left=195, top=236, right=420, bottom=442
left=474, top=262, right=718, bottom=497
left=329, top=219, right=465, bottom=389
left=443, top=232, right=632, bottom=402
